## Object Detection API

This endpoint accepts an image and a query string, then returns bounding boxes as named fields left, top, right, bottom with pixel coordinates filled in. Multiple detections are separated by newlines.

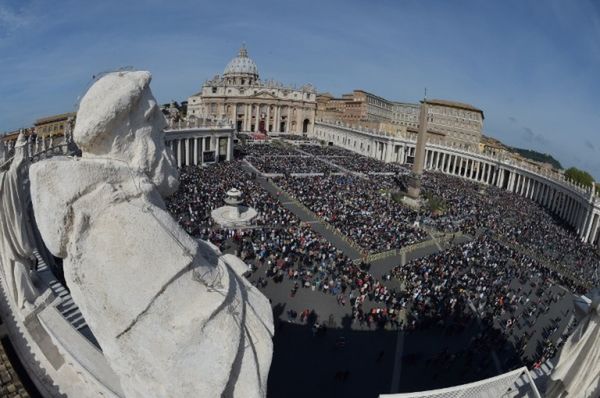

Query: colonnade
left=312, top=121, right=600, bottom=247
left=164, top=127, right=234, bottom=168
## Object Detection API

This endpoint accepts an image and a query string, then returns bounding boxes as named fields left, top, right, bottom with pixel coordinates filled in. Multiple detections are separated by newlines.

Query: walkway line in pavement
left=390, top=329, right=405, bottom=393
left=428, top=231, right=443, bottom=251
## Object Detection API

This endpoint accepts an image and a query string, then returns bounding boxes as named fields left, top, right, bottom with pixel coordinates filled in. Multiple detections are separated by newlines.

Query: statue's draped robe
left=0, top=151, right=37, bottom=310
left=547, top=298, right=600, bottom=398
left=30, top=157, right=273, bottom=398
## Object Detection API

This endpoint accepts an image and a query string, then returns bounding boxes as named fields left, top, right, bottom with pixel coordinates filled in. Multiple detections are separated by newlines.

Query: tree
left=564, top=167, right=594, bottom=187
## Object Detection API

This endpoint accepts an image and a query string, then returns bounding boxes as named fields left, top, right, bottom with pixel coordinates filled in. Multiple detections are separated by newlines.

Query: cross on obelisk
left=406, top=91, right=429, bottom=199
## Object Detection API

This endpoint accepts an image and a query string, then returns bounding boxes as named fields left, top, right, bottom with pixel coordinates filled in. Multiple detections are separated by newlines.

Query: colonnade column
left=176, top=140, right=182, bottom=168
left=185, top=138, right=190, bottom=166
left=193, top=138, right=198, bottom=165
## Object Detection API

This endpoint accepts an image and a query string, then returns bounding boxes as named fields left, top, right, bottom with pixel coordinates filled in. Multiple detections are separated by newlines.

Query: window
left=212, top=87, right=217, bottom=93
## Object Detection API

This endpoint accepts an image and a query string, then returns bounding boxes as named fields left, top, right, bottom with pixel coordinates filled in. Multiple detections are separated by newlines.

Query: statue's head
left=73, top=71, right=179, bottom=197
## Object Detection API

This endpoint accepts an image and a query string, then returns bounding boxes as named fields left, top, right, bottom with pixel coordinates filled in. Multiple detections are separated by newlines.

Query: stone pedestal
left=406, top=174, right=422, bottom=200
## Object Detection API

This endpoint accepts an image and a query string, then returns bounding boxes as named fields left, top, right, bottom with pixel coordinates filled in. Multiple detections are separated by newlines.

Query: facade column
left=296, top=108, right=303, bottom=134
left=226, top=135, right=233, bottom=161
left=214, top=136, right=220, bottom=162
left=286, top=107, right=292, bottom=132
left=245, top=104, right=251, bottom=131
left=254, top=105, right=260, bottom=132
left=274, top=106, right=280, bottom=132
left=266, top=106, right=271, bottom=132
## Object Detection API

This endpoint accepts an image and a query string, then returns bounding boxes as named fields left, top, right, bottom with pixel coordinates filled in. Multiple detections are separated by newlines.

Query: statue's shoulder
left=29, top=157, right=142, bottom=257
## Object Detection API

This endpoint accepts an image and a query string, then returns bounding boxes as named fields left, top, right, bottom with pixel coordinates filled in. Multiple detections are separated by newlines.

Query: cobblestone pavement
left=0, top=322, right=31, bottom=398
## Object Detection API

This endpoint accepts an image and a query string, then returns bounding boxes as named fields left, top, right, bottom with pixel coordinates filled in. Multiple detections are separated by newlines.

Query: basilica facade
left=187, top=45, right=317, bottom=134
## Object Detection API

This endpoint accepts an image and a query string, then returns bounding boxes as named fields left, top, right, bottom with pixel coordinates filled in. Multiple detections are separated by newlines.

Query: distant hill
left=509, top=147, right=563, bottom=170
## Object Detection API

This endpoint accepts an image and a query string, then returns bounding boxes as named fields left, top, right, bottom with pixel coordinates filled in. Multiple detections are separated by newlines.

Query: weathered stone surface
left=547, top=291, right=600, bottom=397
left=30, top=71, right=273, bottom=398
left=0, top=132, right=38, bottom=312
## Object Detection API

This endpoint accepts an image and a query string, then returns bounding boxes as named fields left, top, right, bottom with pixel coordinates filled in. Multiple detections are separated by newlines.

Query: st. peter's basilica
left=187, top=45, right=317, bottom=134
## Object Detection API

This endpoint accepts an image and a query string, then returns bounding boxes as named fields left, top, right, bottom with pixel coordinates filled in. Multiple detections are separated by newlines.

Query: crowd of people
left=164, top=140, right=599, bottom=379
left=419, top=172, right=600, bottom=288
left=247, top=155, right=339, bottom=175
left=275, top=174, right=429, bottom=253
left=299, top=144, right=411, bottom=174
left=383, top=232, right=575, bottom=368
left=166, top=161, right=298, bottom=235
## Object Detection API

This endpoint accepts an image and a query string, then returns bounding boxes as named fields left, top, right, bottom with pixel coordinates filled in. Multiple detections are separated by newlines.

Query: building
left=318, top=92, right=484, bottom=150
left=316, top=89, right=393, bottom=129
left=187, top=45, right=317, bottom=134
left=391, top=102, right=419, bottom=129
left=34, top=112, right=76, bottom=138
left=1, top=111, right=76, bottom=154
left=421, top=99, right=484, bottom=151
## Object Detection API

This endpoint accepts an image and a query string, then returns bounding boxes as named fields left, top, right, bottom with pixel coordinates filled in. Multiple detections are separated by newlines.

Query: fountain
left=211, top=188, right=258, bottom=227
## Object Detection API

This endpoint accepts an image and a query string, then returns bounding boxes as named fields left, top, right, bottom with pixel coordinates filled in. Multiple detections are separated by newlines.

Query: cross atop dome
left=239, top=43, right=248, bottom=58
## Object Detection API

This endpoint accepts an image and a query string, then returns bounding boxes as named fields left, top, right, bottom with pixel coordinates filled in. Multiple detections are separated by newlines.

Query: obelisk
left=406, top=99, right=428, bottom=199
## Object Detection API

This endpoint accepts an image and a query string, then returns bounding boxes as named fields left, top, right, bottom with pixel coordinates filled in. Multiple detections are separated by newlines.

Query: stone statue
left=0, top=132, right=39, bottom=311
left=29, top=71, right=274, bottom=398
left=546, top=291, right=600, bottom=397
left=0, top=141, right=7, bottom=164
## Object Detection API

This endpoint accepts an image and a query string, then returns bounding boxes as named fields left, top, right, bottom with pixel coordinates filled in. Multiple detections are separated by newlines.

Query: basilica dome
left=223, top=45, right=259, bottom=78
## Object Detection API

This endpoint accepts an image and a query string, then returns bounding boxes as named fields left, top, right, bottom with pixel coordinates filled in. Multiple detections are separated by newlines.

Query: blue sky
left=1, top=0, right=599, bottom=177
